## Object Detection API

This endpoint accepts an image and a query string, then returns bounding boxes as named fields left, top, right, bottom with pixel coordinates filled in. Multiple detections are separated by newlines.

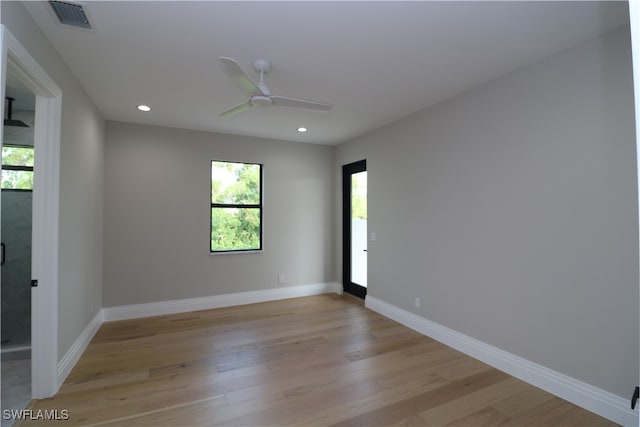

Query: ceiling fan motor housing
left=252, top=59, right=271, bottom=74
left=251, top=95, right=272, bottom=107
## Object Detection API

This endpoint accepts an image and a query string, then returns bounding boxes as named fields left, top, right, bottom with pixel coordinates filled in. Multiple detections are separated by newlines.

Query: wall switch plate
left=371, top=232, right=377, bottom=242
left=414, top=297, right=421, bottom=308
left=278, top=274, right=286, bottom=285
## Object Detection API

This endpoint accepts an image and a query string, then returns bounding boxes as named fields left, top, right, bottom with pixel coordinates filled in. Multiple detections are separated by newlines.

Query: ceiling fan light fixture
left=297, top=127, right=308, bottom=133
left=250, top=95, right=272, bottom=107
left=137, top=104, right=152, bottom=112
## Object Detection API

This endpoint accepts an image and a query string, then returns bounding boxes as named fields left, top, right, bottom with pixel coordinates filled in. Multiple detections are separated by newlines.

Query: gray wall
left=3, top=0, right=636, bottom=403
left=1, top=1, right=105, bottom=360
left=336, top=26, right=638, bottom=398
left=103, top=122, right=334, bottom=306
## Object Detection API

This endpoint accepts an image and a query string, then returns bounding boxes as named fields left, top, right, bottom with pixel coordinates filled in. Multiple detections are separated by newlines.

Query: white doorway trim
left=0, top=25, right=62, bottom=399
left=629, top=2, right=640, bottom=425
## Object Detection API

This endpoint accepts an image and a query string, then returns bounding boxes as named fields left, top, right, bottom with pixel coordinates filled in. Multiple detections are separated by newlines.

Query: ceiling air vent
left=49, top=1, right=91, bottom=29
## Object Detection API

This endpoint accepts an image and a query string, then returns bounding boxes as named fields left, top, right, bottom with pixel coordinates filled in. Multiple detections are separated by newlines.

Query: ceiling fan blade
left=219, top=57, right=262, bottom=96
left=270, top=96, right=333, bottom=112
left=219, top=100, right=252, bottom=117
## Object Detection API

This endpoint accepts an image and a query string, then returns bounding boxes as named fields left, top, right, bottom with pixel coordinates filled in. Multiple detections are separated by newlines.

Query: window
left=2, top=145, right=34, bottom=190
left=211, top=160, right=263, bottom=253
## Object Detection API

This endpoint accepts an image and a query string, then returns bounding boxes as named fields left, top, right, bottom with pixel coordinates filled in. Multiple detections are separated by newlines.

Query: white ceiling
left=22, top=1, right=629, bottom=145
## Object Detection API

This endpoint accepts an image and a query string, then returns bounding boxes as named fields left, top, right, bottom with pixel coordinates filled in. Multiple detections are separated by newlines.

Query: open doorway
left=1, top=83, right=35, bottom=421
left=1, top=26, right=63, bottom=401
left=342, top=159, right=367, bottom=299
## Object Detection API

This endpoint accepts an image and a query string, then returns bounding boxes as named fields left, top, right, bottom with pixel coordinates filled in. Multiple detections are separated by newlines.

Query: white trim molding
left=365, top=295, right=637, bottom=426
left=628, top=1, right=640, bottom=424
left=1, top=25, right=63, bottom=399
left=57, top=310, right=103, bottom=387
left=103, top=282, right=340, bottom=322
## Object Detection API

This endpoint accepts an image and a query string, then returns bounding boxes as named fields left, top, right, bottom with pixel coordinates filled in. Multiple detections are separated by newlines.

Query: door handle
left=1, top=243, right=5, bottom=266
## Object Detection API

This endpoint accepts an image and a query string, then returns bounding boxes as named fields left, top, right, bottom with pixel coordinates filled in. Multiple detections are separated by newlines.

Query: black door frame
left=342, top=159, right=367, bottom=299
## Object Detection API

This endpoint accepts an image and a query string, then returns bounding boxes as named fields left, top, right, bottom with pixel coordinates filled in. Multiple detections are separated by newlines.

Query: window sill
left=209, top=249, right=263, bottom=256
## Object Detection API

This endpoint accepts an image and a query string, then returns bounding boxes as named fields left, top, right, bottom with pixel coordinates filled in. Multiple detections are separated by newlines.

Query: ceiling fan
left=219, top=57, right=333, bottom=116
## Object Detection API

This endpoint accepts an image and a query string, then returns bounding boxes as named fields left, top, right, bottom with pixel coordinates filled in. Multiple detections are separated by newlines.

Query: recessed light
left=297, top=127, right=308, bottom=133
left=137, top=104, right=152, bottom=112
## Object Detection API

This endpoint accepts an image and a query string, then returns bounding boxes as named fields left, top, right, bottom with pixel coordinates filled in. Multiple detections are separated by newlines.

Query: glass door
left=343, top=160, right=367, bottom=299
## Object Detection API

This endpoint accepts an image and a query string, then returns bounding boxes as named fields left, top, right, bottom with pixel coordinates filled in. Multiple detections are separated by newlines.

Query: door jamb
left=1, top=25, right=62, bottom=398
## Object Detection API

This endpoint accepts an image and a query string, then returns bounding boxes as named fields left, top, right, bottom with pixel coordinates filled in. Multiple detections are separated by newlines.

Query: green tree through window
left=211, top=161, right=262, bottom=252
left=2, top=145, right=34, bottom=190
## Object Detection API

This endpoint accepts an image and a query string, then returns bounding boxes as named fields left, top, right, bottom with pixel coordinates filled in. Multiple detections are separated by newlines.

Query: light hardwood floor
left=17, top=294, right=617, bottom=426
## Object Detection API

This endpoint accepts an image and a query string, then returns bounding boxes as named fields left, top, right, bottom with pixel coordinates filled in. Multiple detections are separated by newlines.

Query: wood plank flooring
left=16, top=294, right=617, bottom=426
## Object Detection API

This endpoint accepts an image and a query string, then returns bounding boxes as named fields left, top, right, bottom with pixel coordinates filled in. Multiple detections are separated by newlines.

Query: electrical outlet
left=278, top=274, right=286, bottom=285
left=414, top=297, right=421, bottom=309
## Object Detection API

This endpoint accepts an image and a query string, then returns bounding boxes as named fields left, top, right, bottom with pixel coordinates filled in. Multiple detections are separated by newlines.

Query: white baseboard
left=57, top=309, right=103, bottom=387
left=103, top=282, right=340, bottom=322
left=365, top=295, right=637, bottom=426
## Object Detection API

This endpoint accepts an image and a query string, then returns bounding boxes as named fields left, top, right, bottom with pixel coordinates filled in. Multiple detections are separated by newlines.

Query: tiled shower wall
left=1, top=191, right=32, bottom=348
left=2, top=109, right=34, bottom=349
